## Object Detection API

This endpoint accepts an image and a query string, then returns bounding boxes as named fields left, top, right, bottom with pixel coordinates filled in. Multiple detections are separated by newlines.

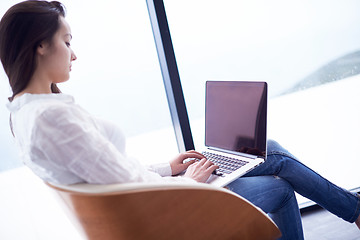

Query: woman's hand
left=169, top=150, right=206, bottom=176
left=184, top=158, right=219, bottom=183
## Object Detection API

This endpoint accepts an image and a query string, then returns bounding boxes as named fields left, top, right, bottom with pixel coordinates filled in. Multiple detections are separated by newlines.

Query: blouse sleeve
left=31, top=106, right=195, bottom=184
left=147, top=163, right=173, bottom=176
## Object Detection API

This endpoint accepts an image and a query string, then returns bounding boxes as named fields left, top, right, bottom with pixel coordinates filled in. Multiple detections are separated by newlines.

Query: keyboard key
left=203, top=151, right=249, bottom=175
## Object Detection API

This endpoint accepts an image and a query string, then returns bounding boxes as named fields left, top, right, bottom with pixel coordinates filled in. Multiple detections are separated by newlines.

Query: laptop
left=202, top=81, right=268, bottom=187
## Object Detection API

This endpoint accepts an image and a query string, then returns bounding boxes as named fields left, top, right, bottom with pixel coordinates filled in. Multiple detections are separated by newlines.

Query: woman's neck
left=14, top=77, right=52, bottom=99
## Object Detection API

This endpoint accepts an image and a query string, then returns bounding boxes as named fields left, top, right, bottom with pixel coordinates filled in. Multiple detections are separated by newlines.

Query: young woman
left=0, top=1, right=359, bottom=239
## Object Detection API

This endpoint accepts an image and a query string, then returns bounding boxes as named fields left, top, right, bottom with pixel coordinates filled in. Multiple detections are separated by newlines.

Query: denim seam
left=267, top=150, right=299, bottom=161
left=349, top=194, right=360, bottom=223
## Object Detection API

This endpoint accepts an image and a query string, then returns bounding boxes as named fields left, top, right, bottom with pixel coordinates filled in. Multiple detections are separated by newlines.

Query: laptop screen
left=205, top=81, right=267, bottom=158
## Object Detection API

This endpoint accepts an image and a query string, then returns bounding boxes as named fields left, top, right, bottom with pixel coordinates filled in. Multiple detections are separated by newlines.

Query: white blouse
left=7, top=93, right=195, bottom=185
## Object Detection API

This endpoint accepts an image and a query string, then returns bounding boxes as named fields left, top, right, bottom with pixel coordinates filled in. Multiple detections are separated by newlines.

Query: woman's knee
left=228, top=176, right=296, bottom=213
left=268, top=176, right=297, bottom=212
left=267, top=139, right=289, bottom=156
left=267, top=139, right=299, bottom=161
left=267, top=139, right=281, bottom=152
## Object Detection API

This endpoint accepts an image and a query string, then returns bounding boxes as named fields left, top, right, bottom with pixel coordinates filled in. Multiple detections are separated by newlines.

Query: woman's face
left=39, top=16, right=77, bottom=84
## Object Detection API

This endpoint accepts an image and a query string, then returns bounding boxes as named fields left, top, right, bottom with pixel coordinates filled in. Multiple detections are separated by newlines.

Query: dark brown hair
left=0, top=0, right=66, bottom=101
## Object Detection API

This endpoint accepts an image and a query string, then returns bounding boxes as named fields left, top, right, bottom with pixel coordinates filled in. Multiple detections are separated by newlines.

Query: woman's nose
left=71, top=51, right=77, bottom=61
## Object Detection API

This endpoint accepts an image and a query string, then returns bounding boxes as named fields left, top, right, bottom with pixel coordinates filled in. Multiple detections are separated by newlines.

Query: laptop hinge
left=207, top=147, right=258, bottom=160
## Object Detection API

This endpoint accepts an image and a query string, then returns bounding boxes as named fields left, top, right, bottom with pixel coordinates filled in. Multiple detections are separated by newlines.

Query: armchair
left=46, top=181, right=281, bottom=240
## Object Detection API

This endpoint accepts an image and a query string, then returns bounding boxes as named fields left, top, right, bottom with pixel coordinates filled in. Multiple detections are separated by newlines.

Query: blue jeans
left=227, top=140, right=360, bottom=240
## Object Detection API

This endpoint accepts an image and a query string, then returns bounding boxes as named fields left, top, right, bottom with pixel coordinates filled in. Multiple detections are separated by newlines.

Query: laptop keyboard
left=203, top=151, right=249, bottom=176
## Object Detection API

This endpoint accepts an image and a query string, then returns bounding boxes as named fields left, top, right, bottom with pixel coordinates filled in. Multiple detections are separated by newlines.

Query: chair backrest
left=46, top=182, right=281, bottom=240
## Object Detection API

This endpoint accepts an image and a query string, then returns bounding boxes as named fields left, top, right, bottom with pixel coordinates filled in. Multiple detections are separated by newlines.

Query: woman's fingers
left=172, top=149, right=218, bottom=179
left=203, top=158, right=214, bottom=167
left=183, top=159, right=196, bottom=166
left=170, top=151, right=207, bottom=176
left=192, top=158, right=218, bottom=172
left=183, top=150, right=206, bottom=160
left=183, top=158, right=218, bottom=183
left=201, top=159, right=219, bottom=172
left=207, top=163, right=219, bottom=173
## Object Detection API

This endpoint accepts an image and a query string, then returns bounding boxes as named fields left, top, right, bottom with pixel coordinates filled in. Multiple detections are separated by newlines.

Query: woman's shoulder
left=10, top=93, right=86, bottom=125
left=8, top=94, right=82, bottom=141
left=8, top=93, right=74, bottom=113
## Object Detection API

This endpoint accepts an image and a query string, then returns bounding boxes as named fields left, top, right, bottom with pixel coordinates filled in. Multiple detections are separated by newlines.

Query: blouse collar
left=6, top=93, right=74, bottom=112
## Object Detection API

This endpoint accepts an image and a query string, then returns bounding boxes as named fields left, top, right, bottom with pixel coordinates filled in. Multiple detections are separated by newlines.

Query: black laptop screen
left=205, top=81, right=267, bottom=158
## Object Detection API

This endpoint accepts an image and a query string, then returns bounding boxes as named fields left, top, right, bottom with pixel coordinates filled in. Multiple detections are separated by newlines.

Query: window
left=163, top=0, right=360, bottom=192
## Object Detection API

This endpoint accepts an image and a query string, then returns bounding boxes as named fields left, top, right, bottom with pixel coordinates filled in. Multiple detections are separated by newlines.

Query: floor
left=302, top=206, right=360, bottom=240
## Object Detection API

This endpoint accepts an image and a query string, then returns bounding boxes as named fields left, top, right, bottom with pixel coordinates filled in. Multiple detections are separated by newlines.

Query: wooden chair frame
left=46, top=182, right=281, bottom=240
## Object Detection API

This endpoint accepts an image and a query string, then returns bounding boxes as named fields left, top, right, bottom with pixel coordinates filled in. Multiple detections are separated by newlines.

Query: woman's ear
left=37, top=42, right=49, bottom=56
